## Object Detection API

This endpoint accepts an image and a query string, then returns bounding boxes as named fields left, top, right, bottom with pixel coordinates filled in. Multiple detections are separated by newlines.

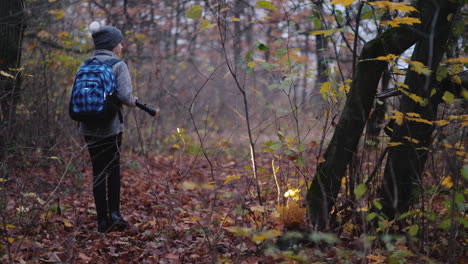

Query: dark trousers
left=84, top=133, right=122, bottom=221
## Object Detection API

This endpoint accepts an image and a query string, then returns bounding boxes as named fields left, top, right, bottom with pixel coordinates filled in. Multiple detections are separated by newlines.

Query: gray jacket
left=79, top=49, right=136, bottom=137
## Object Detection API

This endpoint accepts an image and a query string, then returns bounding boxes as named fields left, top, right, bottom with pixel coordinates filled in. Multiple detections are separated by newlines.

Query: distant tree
left=0, top=0, right=25, bottom=165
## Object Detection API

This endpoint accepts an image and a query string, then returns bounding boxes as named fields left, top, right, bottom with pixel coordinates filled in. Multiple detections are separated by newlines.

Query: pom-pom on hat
left=90, top=22, right=123, bottom=51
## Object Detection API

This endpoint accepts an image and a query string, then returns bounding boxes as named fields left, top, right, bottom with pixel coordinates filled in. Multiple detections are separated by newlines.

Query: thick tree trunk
left=305, top=0, right=440, bottom=229
left=379, top=1, right=461, bottom=219
left=0, top=0, right=24, bottom=165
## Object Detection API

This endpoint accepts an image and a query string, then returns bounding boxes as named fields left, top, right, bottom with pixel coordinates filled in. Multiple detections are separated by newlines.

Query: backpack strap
left=103, top=58, right=122, bottom=67
left=84, top=57, right=102, bottom=65
left=104, top=58, right=124, bottom=124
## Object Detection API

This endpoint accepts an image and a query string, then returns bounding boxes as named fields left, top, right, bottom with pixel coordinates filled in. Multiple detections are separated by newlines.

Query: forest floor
left=0, top=149, right=465, bottom=263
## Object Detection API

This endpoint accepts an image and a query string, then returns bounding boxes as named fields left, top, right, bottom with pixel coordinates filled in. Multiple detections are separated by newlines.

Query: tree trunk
left=0, top=0, right=25, bottom=166
left=306, top=0, right=437, bottom=229
left=379, top=0, right=461, bottom=219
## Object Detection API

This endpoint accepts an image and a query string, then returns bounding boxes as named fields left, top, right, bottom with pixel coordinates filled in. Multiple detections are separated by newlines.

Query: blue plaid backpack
left=69, top=58, right=121, bottom=122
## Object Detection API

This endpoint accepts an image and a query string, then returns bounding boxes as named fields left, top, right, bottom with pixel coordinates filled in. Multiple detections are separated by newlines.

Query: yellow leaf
left=441, top=176, right=453, bottom=188
left=434, top=120, right=450, bottom=126
left=447, top=57, right=468, bottom=64
left=63, top=219, right=73, bottom=227
left=381, top=17, right=421, bottom=27
left=6, top=237, right=15, bottom=243
left=320, top=82, right=333, bottom=99
left=369, top=1, right=417, bottom=13
left=330, top=0, right=356, bottom=7
left=284, top=188, right=301, bottom=201
left=311, top=28, right=347, bottom=37
left=172, top=144, right=180, bottom=149
left=406, top=112, right=421, bottom=118
left=247, top=61, right=256, bottom=68
left=442, top=91, right=455, bottom=103
left=403, top=136, right=420, bottom=144
left=375, top=54, right=398, bottom=61
left=338, top=84, right=350, bottom=93
left=252, top=229, right=281, bottom=244
left=230, top=16, right=241, bottom=22
left=398, top=88, right=427, bottom=106
left=405, top=59, right=431, bottom=75
left=224, top=174, right=241, bottom=184
left=390, top=110, right=404, bottom=125
left=6, top=224, right=16, bottom=229
left=8, top=67, right=24, bottom=71
left=199, top=19, right=216, bottom=31
left=0, top=70, right=15, bottom=79
left=388, top=142, right=403, bottom=147
left=452, top=75, right=462, bottom=85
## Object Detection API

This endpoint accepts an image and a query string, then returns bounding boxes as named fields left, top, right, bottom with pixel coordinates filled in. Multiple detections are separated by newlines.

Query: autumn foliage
left=1, top=0, right=467, bottom=263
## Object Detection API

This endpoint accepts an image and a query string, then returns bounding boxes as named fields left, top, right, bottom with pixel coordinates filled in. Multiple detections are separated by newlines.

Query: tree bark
left=305, top=0, right=437, bottom=229
left=379, top=0, right=461, bottom=219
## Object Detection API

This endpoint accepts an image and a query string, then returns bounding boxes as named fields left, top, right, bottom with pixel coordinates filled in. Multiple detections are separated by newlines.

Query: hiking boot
left=97, top=219, right=110, bottom=233
left=109, top=212, right=128, bottom=231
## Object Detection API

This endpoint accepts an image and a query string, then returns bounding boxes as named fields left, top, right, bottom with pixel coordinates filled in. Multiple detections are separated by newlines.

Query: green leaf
left=436, top=66, right=448, bottom=82
left=462, top=165, right=468, bottom=181
left=274, top=48, right=287, bottom=58
left=366, top=212, right=378, bottom=221
left=199, top=19, right=216, bottom=31
left=233, top=204, right=248, bottom=215
left=187, top=5, right=202, bottom=20
left=408, top=225, right=419, bottom=236
left=455, top=193, right=464, bottom=204
left=453, top=20, right=464, bottom=35
left=362, top=11, right=373, bottom=20
left=442, top=91, right=455, bottom=103
left=295, top=156, right=306, bottom=167
left=373, top=200, right=383, bottom=210
left=256, top=42, right=269, bottom=51
left=256, top=1, right=278, bottom=11
left=245, top=51, right=253, bottom=61
left=260, top=62, right=272, bottom=70
left=336, top=10, right=344, bottom=24
left=296, top=144, right=306, bottom=152
left=354, top=184, right=366, bottom=199
left=313, top=18, right=321, bottom=30
left=439, top=219, right=451, bottom=230
left=270, top=143, right=282, bottom=150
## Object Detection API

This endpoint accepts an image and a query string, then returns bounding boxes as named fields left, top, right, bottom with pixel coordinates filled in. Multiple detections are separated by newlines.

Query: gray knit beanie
left=92, top=26, right=123, bottom=50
